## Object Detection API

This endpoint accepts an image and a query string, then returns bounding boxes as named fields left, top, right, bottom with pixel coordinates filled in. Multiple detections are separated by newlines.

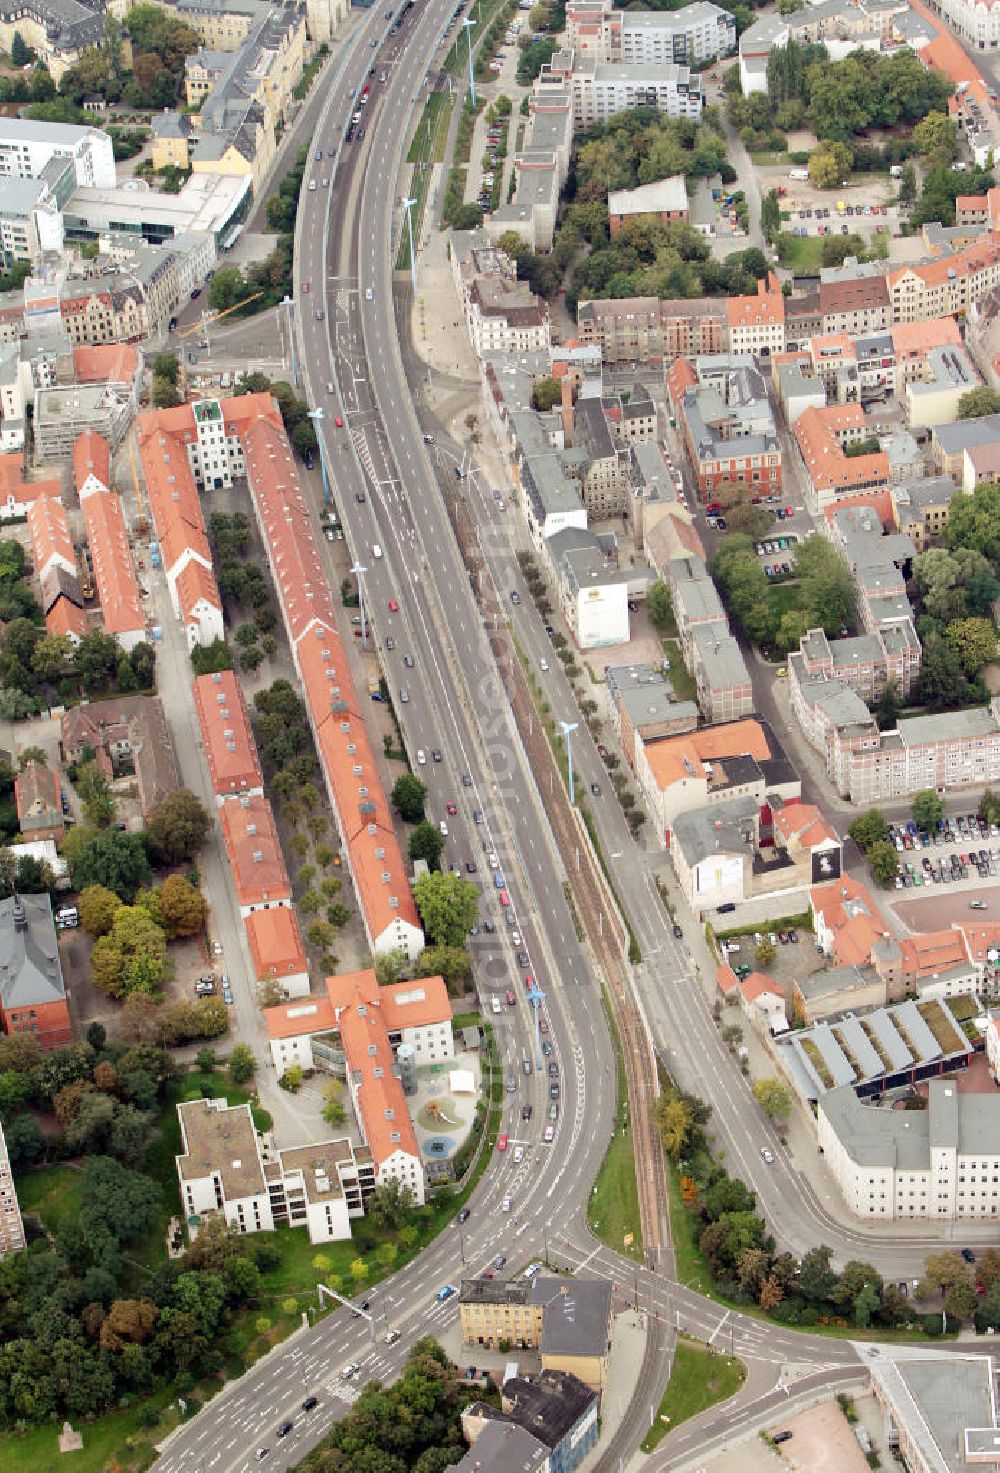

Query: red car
left=335, top=415, right=344, bottom=428
left=303, top=281, right=310, bottom=293
left=785, top=506, right=794, bottom=517
left=499, top=889, right=510, bottom=907
left=539, top=1018, right=549, bottom=1033
left=497, top=1134, right=508, bottom=1152
left=524, top=974, right=534, bottom=991
left=388, top=598, right=399, bottom=612
left=446, top=801, right=457, bottom=815
left=505, top=990, right=516, bottom=1007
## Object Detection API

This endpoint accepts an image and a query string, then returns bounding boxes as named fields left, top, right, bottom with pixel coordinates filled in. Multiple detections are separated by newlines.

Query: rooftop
left=176, top=1097, right=265, bottom=1203
left=0, top=893, right=66, bottom=1011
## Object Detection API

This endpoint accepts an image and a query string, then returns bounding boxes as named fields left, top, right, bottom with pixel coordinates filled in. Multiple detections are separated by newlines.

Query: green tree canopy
left=408, top=821, right=445, bottom=871
left=70, top=830, right=152, bottom=903
left=848, top=809, right=888, bottom=851
left=391, top=773, right=428, bottom=823
left=146, top=789, right=211, bottom=865
left=412, top=872, right=479, bottom=948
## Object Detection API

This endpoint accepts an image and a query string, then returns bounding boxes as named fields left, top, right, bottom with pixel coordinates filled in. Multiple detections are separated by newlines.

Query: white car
left=488, top=852, right=499, bottom=869
left=513, top=1145, right=524, bottom=1163
left=760, top=1146, right=775, bottom=1164
left=417, top=749, right=427, bottom=765
left=539, top=658, right=549, bottom=671
left=501, top=1195, right=512, bottom=1212
left=439, top=820, right=449, bottom=836
left=491, top=996, right=502, bottom=1014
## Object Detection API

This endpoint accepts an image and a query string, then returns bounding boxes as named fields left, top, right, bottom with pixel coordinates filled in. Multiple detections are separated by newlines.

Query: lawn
left=750, top=150, right=789, bottom=166
left=661, top=637, right=698, bottom=704
left=776, top=233, right=826, bottom=273
left=0, top=1394, right=181, bottom=1473
left=587, top=990, right=642, bottom=1259
left=642, top=1338, right=745, bottom=1451
left=16, top=1163, right=83, bottom=1234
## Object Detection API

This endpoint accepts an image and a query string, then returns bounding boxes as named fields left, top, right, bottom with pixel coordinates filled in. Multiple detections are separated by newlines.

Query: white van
left=491, top=996, right=502, bottom=1015
left=501, top=1195, right=512, bottom=1213
left=55, top=906, right=79, bottom=929
left=372, top=543, right=382, bottom=559
left=308, top=180, right=317, bottom=191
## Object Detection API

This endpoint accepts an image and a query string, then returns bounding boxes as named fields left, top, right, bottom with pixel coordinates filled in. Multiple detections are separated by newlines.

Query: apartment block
left=26, top=490, right=86, bottom=643
left=459, top=1276, right=613, bottom=1393
left=608, top=175, right=688, bottom=235
left=576, top=295, right=725, bottom=364
left=726, top=274, right=786, bottom=358
left=193, top=670, right=264, bottom=804
left=794, top=403, right=890, bottom=510
left=567, top=0, right=735, bottom=63
left=76, top=429, right=146, bottom=650
left=570, top=60, right=703, bottom=128
left=0, top=117, right=114, bottom=190
left=61, top=696, right=180, bottom=820
left=669, top=355, right=781, bottom=499
left=0, top=1123, right=25, bottom=1257
left=888, top=234, right=1000, bottom=324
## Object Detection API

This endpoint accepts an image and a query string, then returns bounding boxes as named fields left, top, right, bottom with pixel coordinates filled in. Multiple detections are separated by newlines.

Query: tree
left=808, top=141, right=852, bottom=189
left=71, top=830, right=152, bottom=902
left=391, top=773, right=427, bottom=823
left=412, top=872, right=479, bottom=947
left=99, top=1298, right=158, bottom=1352
left=32, top=633, right=73, bottom=682
left=4, top=1112, right=44, bottom=1168
left=532, top=375, right=562, bottom=412
left=875, top=676, right=902, bottom=732
left=653, top=1090, right=694, bottom=1160
left=146, top=789, right=210, bottom=864
left=918, top=1250, right=975, bottom=1311
left=946, top=616, right=997, bottom=676
left=958, top=386, right=1000, bottom=420
left=868, top=840, right=899, bottom=888
left=645, top=580, right=673, bottom=631
left=916, top=632, right=973, bottom=711
left=724, top=504, right=773, bottom=540
left=152, top=374, right=181, bottom=409
left=321, top=1079, right=347, bottom=1127
left=76, top=759, right=116, bottom=829
left=409, top=821, right=445, bottom=870
left=366, top=1180, right=413, bottom=1230
left=228, top=1044, right=256, bottom=1085
left=753, top=1077, right=790, bottom=1121
left=158, top=874, right=207, bottom=938
left=912, top=790, right=944, bottom=831
left=754, top=937, right=775, bottom=967
left=913, top=110, right=957, bottom=167
left=90, top=905, right=168, bottom=998
left=799, top=1245, right=839, bottom=1303
left=413, top=944, right=473, bottom=994
left=11, top=30, right=32, bottom=65
left=759, top=1276, right=785, bottom=1311
left=279, top=1065, right=303, bottom=1092
left=78, top=883, right=123, bottom=937
left=848, top=809, right=888, bottom=852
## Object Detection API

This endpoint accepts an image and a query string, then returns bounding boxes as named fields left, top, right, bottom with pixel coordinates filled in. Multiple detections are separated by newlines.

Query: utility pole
left=351, top=560, right=369, bottom=645
left=402, top=197, right=418, bottom=293
left=281, top=294, right=298, bottom=388
left=462, top=18, right=476, bottom=106
left=306, top=407, right=331, bottom=505
left=560, top=720, right=579, bottom=805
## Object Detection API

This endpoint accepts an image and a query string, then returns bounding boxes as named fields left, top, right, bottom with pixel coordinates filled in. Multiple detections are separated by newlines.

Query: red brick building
left=0, top=895, right=72, bottom=1051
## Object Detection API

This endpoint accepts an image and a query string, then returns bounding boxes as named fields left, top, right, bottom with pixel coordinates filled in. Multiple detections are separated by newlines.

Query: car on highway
left=342, top=1363, right=361, bottom=1378
left=255, top=1450, right=269, bottom=1461
left=550, top=1083, right=560, bottom=1099
left=314, top=308, right=324, bottom=320
left=276, top=1421, right=293, bottom=1439
left=461, top=773, right=472, bottom=786
left=439, top=820, right=449, bottom=836
left=456, top=1207, right=470, bottom=1223
left=501, top=1195, right=512, bottom=1212
left=446, top=801, right=457, bottom=815
left=970, top=899, right=988, bottom=910
left=510, top=590, right=521, bottom=604
left=335, top=415, right=343, bottom=427
left=494, top=1254, right=507, bottom=1270
left=356, top=490, right=366, bottom=502
left=388, top=598, right=399, bottom=612
left=223, top=985, right=234, bottom=1005
left=400, top=688, right=409, bottom=703
left=521, top=1104, right=532, bottom=1121
left=539, top=658, right=549, bottom=672
left=517, top=950, right=529, bottom=966
left=491, top=996, right=502, bottom=1014
left=760, top=1146, right=775, bottom=1164
left=499, top=889, right=510, bottom=906
left=416, top=748, right=426, bottom=764
left=672, top=922, right=683, bottom=939
left=211, top=940, right=223, bottom=957
left=404, top=654, right=414, bottom=668
left=590, top=783, right=601, bottom=797
left=432, top=749, right=442, bottom=762
left=385, top=1330, right=401, bottom=1345
left=962, top=1248, right=977, bottom=1263
left=513, top=1145, right=524, bottom=1163
left=542, top=1039, right=553, bottom=1055
left=302, top=1396, right=318, bottom=1411
left=497, top=1134, right=509, bottom=1151
left=505, top=989, right=516, bottom=1006
left=543, top=1124, right=555, bottom=1143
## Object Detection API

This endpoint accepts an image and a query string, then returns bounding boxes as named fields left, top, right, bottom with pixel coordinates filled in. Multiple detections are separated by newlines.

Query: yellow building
left=458, top=1275, right=613, bottom=1394
left=150, top=112, right=193, bottom=171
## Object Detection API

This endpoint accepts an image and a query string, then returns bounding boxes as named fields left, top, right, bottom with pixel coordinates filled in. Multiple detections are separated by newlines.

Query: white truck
left=788, top=167, right=809, bottom=181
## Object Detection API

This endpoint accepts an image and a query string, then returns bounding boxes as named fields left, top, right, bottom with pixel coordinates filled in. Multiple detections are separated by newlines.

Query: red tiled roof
left=245, top=907, right=307, bottom=983
left=72, top=343, right=139, bottom=384
left=78, top=468, right=144, bottom=641
left=27, top=491, right=76, bottom=583
left=46, top=598, right=87, bottom=640
left=218, top=796, right=290, bottom=908
left=810, top=874, right=887, bottom=969
left=193, top=670, right=262, bottom=800
left=74, top=429, right=110, bottom=494
left=0, top=454, right=61, bottom=513
left=327, top=969, right=422, bottom=1168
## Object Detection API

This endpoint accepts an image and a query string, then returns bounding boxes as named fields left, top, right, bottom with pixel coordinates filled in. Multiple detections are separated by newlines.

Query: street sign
left=623, top=1232, right=634, bottom=1247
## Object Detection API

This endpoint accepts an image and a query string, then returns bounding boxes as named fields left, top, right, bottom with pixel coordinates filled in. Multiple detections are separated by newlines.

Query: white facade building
left=818, top=1080, right=1000, bottom=1221
left=571, top=62, right=703, bottom=127
left=0, top=1120, right=25, bottom=1257
left=0, top=118, right=115, bottom=189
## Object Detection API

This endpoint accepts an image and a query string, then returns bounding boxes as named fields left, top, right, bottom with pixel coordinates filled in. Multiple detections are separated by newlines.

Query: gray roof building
left=0, top=893, right=67, bottom=1012
left=450, top=1420, right=548, bottom=1473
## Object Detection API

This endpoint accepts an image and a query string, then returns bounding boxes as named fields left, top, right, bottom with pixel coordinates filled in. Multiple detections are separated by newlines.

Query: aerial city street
left=2, top=0, right=1000, bottom=1468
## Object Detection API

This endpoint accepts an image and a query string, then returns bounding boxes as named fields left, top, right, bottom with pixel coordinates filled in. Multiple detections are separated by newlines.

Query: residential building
left=60, top=697, right=180, bottom=819
left=889, top=475, right=959, bottom=551
left=570, top=60, right=703, bottom=129
left=267, top=970, right=454, bottom=1207
left=14, top=761, right=64, bottom=844
left=669, top=356, right=781, bottom=499
left=33, top=380, right=136, bottom=464
left=566, top=0, right=735, bottom=64
left=0, top=1122, right=24, bottom=1257
left=607, top=176, right=688, bottom=235
left=151, top=111, right=195, bottom=172
left=872, top=1350, right=1000, bottom=1473
left=459, top=1276, right=613, bottom=1392
left=794, top=403, right=890, bottom=510
left=64, top=171, right=251, bottom=257
left=691, top=624, right=754, bottom=724
left=218, top=795, right=290, bottom=917
left=245, top=907, right=309, bottom=1001
left=450, top=1422, right=548, bottom=1473
left=175, top=1096, right=376, bottom=1244
left=931, top=410, right=1000, bottom=482
left=819, top=274, right=891, bottom=337
left=576, top=295, right=725, bottom=364
left=818, top=1079, right=1000, bottom=1221
left=466, top=278, right=550, bottom=357
left=632, top=717, right=784, bottom=839
left=887, top=234, right=1000, bottom=324
left=605, top=662, right=698, bottom=767
left=193, top=670, right=263, bottom=803
left=241, top=401, right=423, bottom=960
left=0, top=117, right=114, bottom=189
left=137, top=401, right=224, bottom=650
left=26, top=490, right=86, bottom=643
left=462, top=1372, right=599, bottom=1473
left=0, top=893, right=71, bottom=1051
left=76, top=429, right=146, bottom=650
left=0, top=455, right=61, bottom=520
left=548, top=527, right=632, bottom=648
left=0, top=176, right=64, bottom=266
left=725, top=275, right=786, bottom=358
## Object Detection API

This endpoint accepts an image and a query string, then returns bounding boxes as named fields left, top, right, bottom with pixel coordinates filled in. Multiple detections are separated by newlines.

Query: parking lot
left=718, top=923, right=826, bottom=998
left=884, top=813, right=1000, bottom=895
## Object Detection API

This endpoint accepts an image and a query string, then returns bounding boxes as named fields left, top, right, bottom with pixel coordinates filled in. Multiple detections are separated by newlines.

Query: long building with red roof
left=265, top=968, right=454, bottom=1205
left=75, top=430, right=145, bottom=650
left=26, top=490, right=86, bottom=644
left=136, top=401, right=224, bottom=650
left=238, top=398, right=423, bottom=960
left=193, top=669, right=263, bottom=804
left=218, top=795, right=291, bottom=917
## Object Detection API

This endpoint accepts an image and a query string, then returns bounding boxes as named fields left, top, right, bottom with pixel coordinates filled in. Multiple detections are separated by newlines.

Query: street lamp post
left=306, top=407, right=331, bottom=506
left=351, top=559, right=369, bottom=645
left=281, top=294, right=298, bottom=388
left=462, top=18, right=476, bottom=106
left=526, top=979, right=545, bottom=1069
left=560, top=720, right=579, bottom=806
left=402, top=197, right=418, bottom=293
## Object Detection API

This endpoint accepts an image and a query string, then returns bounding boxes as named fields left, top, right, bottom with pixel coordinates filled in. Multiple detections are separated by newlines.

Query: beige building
left=0, top=1121, right=25, bottom=1257
left=459, top=1276, right=613, bottom=1393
